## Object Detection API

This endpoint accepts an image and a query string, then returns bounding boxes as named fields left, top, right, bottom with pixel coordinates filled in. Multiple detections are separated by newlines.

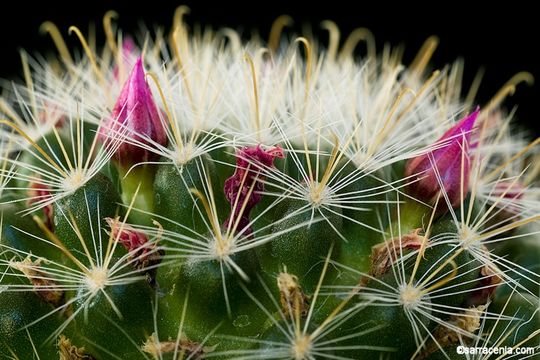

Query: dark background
left=1, top=1, right=538, bottom=136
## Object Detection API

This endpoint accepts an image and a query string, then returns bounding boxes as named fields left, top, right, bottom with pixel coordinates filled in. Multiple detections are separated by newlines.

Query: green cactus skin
left=0, top=291, right=62, bottom=359
left=494, top=232, right=540, bottom=296
left=337, top=170, right=386, bottom=278
left=156, top=264, right=272, bottom=359
left=13, top=132, right=76, bottom=190
left=53, top=173, right=125, bottom=263
left=487, top=291, right=540, bottom=348
left=71, top=280, right=154, bottom=359
left=341, top=290, right=432, bottom=360
left=258, top=198, right=341, bottom=293
left=154, top=156, right=220, bottom=236
left=418, top=220, right=483, bottom=310
left=1, top=204, right=61, bottom=262
left=414, top=242, right=481, bottom=310
left=0, top=12, right=538, bottom=360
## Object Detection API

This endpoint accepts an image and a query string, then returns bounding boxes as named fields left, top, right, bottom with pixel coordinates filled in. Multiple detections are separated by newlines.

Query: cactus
left=1, top=8, right=539, bottom=359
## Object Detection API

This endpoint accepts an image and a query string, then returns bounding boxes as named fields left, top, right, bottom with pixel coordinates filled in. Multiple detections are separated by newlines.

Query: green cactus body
left=340, top=271, right=432, bottom=360
left=487, top=291, right=540, bottom=348
left=154, top=156, right=219, bottom=236
left=417, top=220, right=483, bottom=310
left=0, top=290, right=62, bottom=359
left=0, top=10, right=538, bottom=360
left=53, top=173, right=125, bottom=263
left=258, top=198, right=341, bottom=292
left=337, top=170, right=386, bottom=277
left=72, top=280, right=154, bottom=359
left=1, top=204, right=61, bottom=262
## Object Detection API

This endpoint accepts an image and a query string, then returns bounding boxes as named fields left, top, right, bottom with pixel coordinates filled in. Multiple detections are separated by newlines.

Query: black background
left=1, top=1, right=538, bottom=136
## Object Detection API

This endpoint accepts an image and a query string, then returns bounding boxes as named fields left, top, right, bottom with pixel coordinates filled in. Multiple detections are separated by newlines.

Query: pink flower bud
left=99, top=57, right=167, bottom=165
left=405, top=109, right=479, bottom=208
left=223, top=145, right=285, bottom=235
left=105, top=217, right=163, bottom=284
left=105, top=217, right=150, bottom=254
left=28, top=180, right=54, bottom=230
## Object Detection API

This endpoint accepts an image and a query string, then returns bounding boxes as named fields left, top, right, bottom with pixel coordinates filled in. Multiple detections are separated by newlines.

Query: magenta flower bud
left=105, top=217, right=163, bottom=283
left=405, top=109, right=479, bottom=208
left=99, top=57, right=167, bottom=165
left=224, top=145, right=285, bottom=235
left=27, top=180, right=54, bottom=230
left=106, top=217, right=150, bottom=254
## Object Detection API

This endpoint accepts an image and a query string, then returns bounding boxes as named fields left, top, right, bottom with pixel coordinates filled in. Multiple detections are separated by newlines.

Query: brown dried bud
left=10, top=257, right=64, bottom=307
left=420, top=305, right=486, bottom=359
left=277, top=270, right=310, bottom=318
left=142, top=333, right=212, bottom=359
left=58, top=335, right=95, bottom=360
left=370, top=228, right=424, bottom=277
